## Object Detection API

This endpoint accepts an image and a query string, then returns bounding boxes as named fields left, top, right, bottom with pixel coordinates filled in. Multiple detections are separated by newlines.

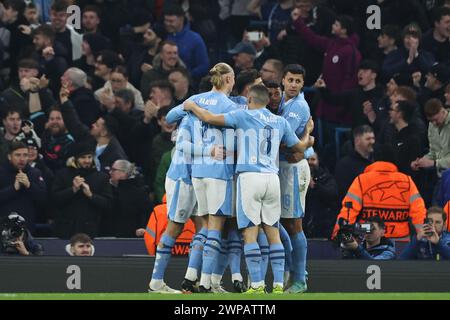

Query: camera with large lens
left=336, top=218, right=371, bottom=244
left=0, top=213, right=26, bottom=253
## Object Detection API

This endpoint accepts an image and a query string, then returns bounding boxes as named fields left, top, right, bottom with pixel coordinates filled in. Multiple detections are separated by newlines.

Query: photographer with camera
left=339, top=215, right=396, bottom=260
left=0, top=213, right=43, bottom=256
left=400, top=206, right=450, bottom=260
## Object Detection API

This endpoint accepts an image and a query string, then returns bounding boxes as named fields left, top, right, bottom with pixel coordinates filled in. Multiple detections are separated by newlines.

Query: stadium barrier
left=35, top=238, right=409, bottom=258
left=0, top=256, right=449, bottom=293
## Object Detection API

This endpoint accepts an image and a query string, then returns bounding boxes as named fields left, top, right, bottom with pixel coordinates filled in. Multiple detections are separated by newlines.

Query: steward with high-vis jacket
left=332, top=146, right=426, bottom=241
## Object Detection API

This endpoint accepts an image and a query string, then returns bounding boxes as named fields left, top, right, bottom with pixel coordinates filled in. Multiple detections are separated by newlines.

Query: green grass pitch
left=1, top=293, right=450, bottom=300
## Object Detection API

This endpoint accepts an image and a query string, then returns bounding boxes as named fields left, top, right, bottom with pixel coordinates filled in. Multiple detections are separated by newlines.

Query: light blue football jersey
left=186, top=91, right=238, bottom=180
left=166, top=116, right=192, bottom=184
left=277, top=92, right=314, bottom=160
left=229, top=95, right=248, bottom=110
left=224, top=107, right=299, bottom=174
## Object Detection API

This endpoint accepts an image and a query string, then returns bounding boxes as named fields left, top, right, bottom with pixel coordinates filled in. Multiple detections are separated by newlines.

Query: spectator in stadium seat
left=49, top=1, right=83, bottom=63
left=51, top=142, right=112, bottom=239
left=291, top=11, right=361, bottom=130
left=147, top=106, right=176, bottom=188
left=100, top=160, right=150, bottom=237
left=0, top=141, right=47, bottom=233
left=81, top=5, right=101, bottom=35
left=163, top=5, right=209, bottom=82
left=147, top=80, right=176, bottom=109
left=31, top=24, right=68, bottom=96
left=96, top=65, right=145, bottom=112
left=304, top=151, right=339, bottom=238
left=140, top=41, right=186, bottom=100
left=382, top=23, right=435, bottom=84
left=314, top=59, right=385, bottom=129
left=379, top=100, right=423, bottom=176
left=61, top=68, right=101, bottom=127
left=228, top=41, right=257, bottom=74
left=73, top=33, right=112, bottom=87
left=340, top=215, right=396, bottom=260
left=418, top=63, right=450, bottom=106
left=334, top=125, right=374, bottom=202
left=400, top=206, right=450, bottom=260
left=65, top=233, right=95, bottom=256
left=374, top=25, right=401, bottom=83
left=59, top=86, right=128, bottom=174
left=333, top=145, right=426, bottom=242
left=1, top=58, right=55, bottom=136
left=259, top=59, right=284, bottom=85
left=412, top=99, right=450, bottom=204
left=92, top=50, right=122, bottom=92
left=136, top=194, right=195, bottom=256
left=168, top=67, right=193, bottom=105
left=420, top=7, right=450, bottom=65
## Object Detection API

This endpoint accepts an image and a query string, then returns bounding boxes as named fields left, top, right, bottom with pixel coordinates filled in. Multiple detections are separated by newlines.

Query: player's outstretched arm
left=183, top=100, right=226, bottom=126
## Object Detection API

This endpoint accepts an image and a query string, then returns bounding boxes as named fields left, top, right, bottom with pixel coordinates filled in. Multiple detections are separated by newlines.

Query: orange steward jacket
left=144, top=195, right=196, bottom=256
left=332, top=162, right=426, bottom=241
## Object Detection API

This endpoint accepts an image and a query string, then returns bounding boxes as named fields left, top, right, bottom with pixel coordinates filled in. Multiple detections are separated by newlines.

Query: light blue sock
left=269, top=243, right=285, bottom=285
left=186, top=227, right=207, bottom=277
left=290, top=231, right=307, bottom=282
left=227, top=229, right=243, bottom=281
left=213, top=238, right=228, bottom=276
left=201, top=229, right=222, bottom=276
left=151, top=234, right=176, bottom=280
left=279, top=224, right=293, bottom=272
left=244, top=242, right=263, bottom=286
left=257, top=231, right=269, bottom=281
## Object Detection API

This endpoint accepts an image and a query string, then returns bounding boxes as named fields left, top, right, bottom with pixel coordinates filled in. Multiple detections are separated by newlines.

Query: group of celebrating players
left=148, top=62, right=314, bottom=294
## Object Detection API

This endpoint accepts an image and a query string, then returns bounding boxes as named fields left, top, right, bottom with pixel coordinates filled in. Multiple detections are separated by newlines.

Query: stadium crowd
left=0, top=0, right=450, bottom=292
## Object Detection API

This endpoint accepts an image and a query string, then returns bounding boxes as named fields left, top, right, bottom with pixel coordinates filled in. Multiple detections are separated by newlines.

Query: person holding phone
left=400, top=206, right=450, bottom=260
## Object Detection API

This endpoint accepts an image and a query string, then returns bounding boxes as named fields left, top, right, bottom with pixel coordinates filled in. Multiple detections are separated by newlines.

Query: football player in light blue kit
left=184, top=84, right=314, bottom=293
left=277, top=64, right=314, bottom=293
left=181, top=63, right=238, bottom=292
left=148, top=113, right=210, bottom=293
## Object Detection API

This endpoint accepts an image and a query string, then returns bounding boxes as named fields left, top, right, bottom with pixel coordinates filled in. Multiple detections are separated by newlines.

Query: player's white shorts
left=279, top=159, right=310, bottom=219
left=165, top=177, right=199, bottom=223
left=236, top=172, right=281, bottom=229
left=192, top=177, right=234, bottom=216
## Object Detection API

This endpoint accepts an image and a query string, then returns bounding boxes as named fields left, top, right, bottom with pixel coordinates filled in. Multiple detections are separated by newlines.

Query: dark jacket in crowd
left=305, top=166, right=339, bottom=238
left=421, top=29, right=450, bottom=65
left=382, top=46, right=435, bottom=83
left=318, top=85, right=385, bottom=128
left=34, top=41, right=69, bottom=96
left=0, top=85, right=55, bottom=136
left=399, top=232, right=450, bottom=260
left=0, top=162, right=47, bottom=233
left=377, top=124, right=423, bottom=176
left=101, top=175, right=150, bottom=237
left=59, top=99, right=127, bottom=173
left=97, top=136, right=128, bottom=172
left=69, top=86, right=101, bottom=127
left=41, top=130, right=76, bottom=172
left=279, top=4, right=336, bottom=85
left=108, top=108, right=144, bottom=164
left=51, top=158, right=112, bottom=239
left=335, top=149, right=373, bottom=202
left=345, top=237, right=396, bottom=260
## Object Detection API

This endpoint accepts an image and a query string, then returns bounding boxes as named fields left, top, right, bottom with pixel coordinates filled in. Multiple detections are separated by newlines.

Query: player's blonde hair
left=209, top=63, right=233, bottom=90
